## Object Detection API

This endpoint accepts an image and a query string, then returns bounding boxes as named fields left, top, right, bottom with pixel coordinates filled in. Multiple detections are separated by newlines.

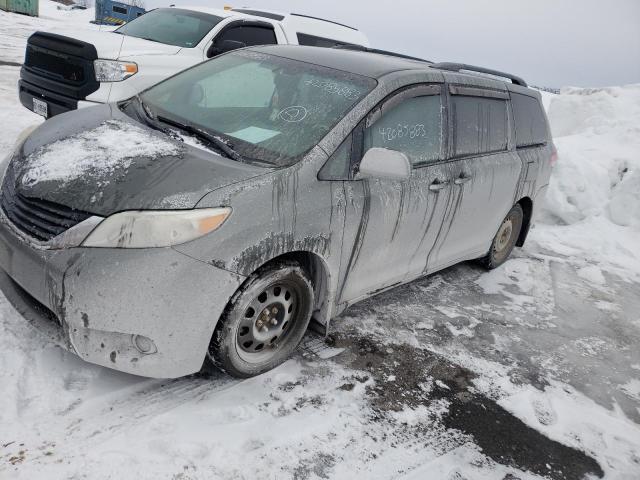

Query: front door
left=338, top=84, right=452, bottom=304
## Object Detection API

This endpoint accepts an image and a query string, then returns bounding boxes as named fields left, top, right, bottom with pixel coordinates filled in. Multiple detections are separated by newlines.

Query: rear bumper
left=0, top=213, right=246, bottom=378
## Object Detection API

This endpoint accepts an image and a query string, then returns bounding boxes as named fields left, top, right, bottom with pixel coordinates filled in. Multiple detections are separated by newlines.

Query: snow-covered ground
left=1, top=3, right=640, bottom=479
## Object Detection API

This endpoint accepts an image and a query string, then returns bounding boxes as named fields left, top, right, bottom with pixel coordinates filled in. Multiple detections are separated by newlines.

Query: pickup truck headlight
left=94, top=59, right=138, bottom=82
left=82, top=208, right=231, bottom=248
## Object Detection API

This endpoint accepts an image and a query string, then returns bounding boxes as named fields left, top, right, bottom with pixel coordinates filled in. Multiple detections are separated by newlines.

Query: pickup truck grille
left=21, top=32, right=100, bottom=102
left=1, top=170, right=92, bottom=242
left=25, top=44, right=87, bottom=84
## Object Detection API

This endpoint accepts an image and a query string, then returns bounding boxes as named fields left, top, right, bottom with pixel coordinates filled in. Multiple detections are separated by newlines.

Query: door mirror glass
left=356, top=147, right=411, bottom=180
left=207, top=39, right=246, bottom=58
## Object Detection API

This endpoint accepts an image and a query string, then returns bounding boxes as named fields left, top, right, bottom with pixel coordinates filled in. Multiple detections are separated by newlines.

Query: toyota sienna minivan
left=0, top=45, right=554, bottom=378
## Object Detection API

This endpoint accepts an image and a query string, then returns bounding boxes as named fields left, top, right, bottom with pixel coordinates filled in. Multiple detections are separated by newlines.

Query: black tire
left=481, top=204, right=524, bottom=270
left=208, top=261, right=314, bottom=378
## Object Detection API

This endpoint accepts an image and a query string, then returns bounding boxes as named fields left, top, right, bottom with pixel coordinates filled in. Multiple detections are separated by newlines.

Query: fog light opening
left=132, top=334, right=157, bottom=355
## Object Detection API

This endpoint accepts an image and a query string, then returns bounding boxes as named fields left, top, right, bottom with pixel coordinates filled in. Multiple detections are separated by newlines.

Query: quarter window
left=451, top=96, right=508, bottom=156
left=511, top=93, right=548, bottom=147
left=318, top=135, right=352, bottom=180
left=363, top=95, right=442, bottom=167
left=297, top=33, right=351, bottom=48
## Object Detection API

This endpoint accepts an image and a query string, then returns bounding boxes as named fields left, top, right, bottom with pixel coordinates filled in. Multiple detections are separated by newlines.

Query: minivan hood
left=50, top=28, right=182, bottom=59
left=7, top=105, right=271, bottom=216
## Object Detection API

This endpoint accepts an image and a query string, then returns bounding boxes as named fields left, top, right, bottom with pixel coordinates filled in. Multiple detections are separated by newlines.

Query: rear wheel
left=481, top=204, right=524, bottom=270
left=209, top=261, right=313, bottom=378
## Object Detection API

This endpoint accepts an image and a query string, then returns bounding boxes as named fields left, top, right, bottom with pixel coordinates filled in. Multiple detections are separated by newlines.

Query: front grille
left=25, top=44, right=87, bottom=84
left=1, top=172, right=92, bottom=242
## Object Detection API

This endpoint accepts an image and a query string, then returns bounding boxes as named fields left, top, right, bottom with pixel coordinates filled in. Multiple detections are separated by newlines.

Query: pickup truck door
left=337, top=84, right=451, bottom=304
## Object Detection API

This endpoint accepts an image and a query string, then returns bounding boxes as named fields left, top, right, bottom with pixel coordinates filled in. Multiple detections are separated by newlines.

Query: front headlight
left=94, top=59, right=138, bottom=82
left=14, top=124, right=38, bottom=149
left=82, top=208, right=231, bottom=248
left=1, top=124, right=38, bottom=185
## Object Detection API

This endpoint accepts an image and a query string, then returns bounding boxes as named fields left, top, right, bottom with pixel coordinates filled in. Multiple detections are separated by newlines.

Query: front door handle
left=429, top=180, right=450, bottom=192
left=454, top=175, right=472, bottom=185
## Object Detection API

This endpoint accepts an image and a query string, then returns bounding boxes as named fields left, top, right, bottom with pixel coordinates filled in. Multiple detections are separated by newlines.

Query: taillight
left=550, top=145, right=558, bottom=167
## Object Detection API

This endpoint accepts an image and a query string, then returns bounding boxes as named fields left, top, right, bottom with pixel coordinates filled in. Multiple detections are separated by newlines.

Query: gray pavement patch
left=330, top=331, right=604, bottom=480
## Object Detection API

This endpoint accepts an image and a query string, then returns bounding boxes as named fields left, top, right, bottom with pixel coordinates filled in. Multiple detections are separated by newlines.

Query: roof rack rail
left=430, top=62, right=527, bottom=87
left=332, top=44, right=432, bottom=64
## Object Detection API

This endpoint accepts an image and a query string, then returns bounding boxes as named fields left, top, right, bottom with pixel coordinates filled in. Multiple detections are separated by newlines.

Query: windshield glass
left=139, top=50, right=376, bottom=166
left=115, top=8, right=223, bottom=48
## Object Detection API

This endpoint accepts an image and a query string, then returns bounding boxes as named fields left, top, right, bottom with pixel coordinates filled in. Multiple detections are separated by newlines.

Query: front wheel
left=209, top=261, right=314, bottom=378
left=480, top=204, right=524, bottom=270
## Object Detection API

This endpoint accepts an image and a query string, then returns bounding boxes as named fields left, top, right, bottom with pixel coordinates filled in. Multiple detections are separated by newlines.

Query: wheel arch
left=241, top=250, right=334, bottom=331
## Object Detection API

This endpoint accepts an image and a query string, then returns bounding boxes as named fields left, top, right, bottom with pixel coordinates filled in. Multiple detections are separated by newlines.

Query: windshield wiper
left=132, top=98, right=272, bottom=166
left=132, top=96, right=178, bottom=138
left=156, top=115, right=245, bottom=163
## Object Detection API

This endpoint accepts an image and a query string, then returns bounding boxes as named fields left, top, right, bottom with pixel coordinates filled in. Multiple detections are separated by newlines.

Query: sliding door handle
left=429, top=180, right=450, bottom=192
left=454, top=175, right=472, bottom=185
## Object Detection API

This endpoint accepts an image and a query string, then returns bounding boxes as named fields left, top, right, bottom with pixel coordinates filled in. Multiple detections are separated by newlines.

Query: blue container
left=94, top=0, right=145, bottom=26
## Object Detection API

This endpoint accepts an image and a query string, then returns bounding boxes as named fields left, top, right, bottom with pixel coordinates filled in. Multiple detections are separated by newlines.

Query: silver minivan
left=0, top=46, right=554, bottom=378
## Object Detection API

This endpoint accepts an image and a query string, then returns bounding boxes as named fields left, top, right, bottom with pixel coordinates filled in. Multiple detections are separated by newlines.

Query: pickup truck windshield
left=115, top=8, right=223, bottom=48
left=140, top=50, right=376, bottom=167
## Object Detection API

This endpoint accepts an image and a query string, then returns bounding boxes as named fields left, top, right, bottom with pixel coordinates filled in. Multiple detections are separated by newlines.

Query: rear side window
left=218, top=25, right=277, bottom=47
left=451, top=96, right=508, bottom=156
left=511, top=93, right=548, bottom=147
left=297, top=32, right=351, bottom=48
left=112, top=5, right=127, bottom=14
left=364, top=95, right=442, bottom=167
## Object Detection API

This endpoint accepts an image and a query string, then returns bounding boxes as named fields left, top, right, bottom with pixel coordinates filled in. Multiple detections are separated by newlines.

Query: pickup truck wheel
left=208, top=261, right=314, bottom=378
left=481, top=204, right=524, bottom=270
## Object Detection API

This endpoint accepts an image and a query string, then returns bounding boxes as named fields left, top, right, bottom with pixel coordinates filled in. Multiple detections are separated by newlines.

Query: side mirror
left=355, top=148, right=411, bottom=181
left=207, top=39, right=246, bottom=58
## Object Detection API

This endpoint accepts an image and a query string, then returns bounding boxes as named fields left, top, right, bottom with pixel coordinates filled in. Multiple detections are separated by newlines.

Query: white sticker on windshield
left=227, top=126, right=280, bottom=144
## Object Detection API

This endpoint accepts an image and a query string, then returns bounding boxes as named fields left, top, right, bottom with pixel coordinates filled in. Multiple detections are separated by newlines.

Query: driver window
left=364, top=95, right=442, bottom=167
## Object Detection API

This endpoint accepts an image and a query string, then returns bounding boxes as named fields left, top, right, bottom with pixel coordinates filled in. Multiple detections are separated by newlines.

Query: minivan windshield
left=139, top=50, right=376, bottom=166
left=115, top=8, right=223, bottom=48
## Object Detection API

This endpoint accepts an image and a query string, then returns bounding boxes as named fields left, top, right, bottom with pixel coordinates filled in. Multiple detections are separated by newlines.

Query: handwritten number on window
left=379, top=124, right=426, bottom=143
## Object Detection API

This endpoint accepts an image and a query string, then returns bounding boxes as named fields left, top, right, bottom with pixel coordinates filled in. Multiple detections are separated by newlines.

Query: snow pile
left=532, top=84, right=640, bottom=279
left=542, top=84, right=640, bottom=228
left=20, top=120, right=182, bottom=186
left=609, top=169, right=640, bottom=229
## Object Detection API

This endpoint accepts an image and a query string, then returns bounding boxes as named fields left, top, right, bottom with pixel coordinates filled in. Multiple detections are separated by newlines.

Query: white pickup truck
left=19, top=7, right=369, bottom=118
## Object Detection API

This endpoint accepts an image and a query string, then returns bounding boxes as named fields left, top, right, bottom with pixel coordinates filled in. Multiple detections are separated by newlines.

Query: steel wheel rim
left=493, top=217, right=514, bottom=260
left=236, top=281, right=300, bottom=363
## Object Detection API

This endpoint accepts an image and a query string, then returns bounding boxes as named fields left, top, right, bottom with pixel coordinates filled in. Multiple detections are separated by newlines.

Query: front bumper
left=0, top=215, right=245, bottom=378
left=19, top=78, right=78, bottom=118
left=18, top=78, right=107, bottom=118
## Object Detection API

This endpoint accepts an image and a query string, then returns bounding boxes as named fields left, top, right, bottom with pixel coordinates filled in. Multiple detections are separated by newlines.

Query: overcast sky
left=152, top=0, right=639, bottom=87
